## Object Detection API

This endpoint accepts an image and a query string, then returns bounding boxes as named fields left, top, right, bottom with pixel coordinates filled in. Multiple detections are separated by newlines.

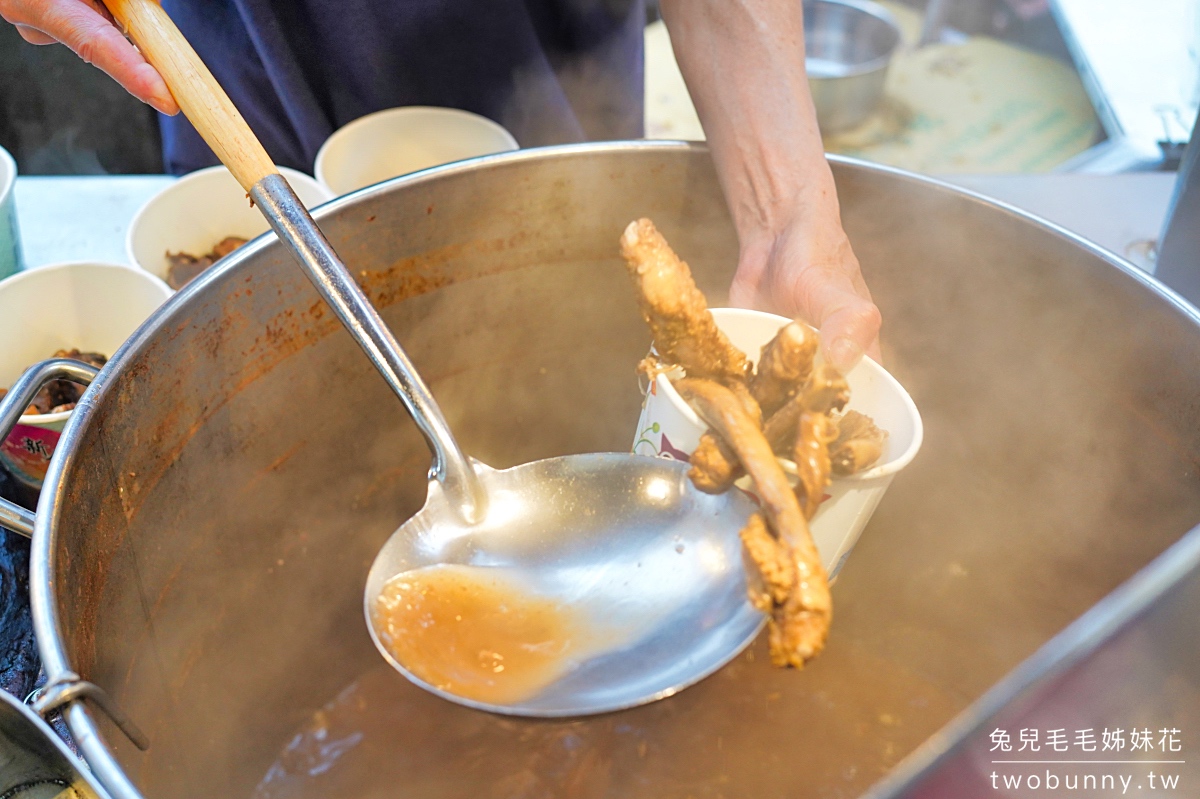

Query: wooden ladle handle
left=103, top=0, right=278, bottom=191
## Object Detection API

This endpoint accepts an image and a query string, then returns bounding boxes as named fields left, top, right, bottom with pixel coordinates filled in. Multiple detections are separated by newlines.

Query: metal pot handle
left=0, top=359, right=99, bottom=538
left=0, top=360, right=149, bottom=751
left=28, top=671, right=149, bottom=751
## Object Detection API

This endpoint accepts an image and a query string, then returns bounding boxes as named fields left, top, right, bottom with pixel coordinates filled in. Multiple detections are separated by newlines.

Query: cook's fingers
left=792, top=266, right=882, bottom=371
left=727, top=274, right=754, bottom=309
left=819, top=297, right=882, bottom=371
left=4, top=0, right=179, bottom=115
left=14, top=23, right=54, bottom=43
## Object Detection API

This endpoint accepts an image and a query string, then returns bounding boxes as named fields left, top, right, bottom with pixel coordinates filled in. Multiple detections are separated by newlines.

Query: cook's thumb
left=818, top=294, right=881, bottom=373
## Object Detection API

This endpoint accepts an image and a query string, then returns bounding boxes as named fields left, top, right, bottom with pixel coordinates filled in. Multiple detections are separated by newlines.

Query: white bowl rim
left=0, top=261, right=171, bottom=425
left=123, top=164, right=333, bottom=274
left=653, top=307, right=924, bottom=482
left=314, top=105, right=520, bottom=192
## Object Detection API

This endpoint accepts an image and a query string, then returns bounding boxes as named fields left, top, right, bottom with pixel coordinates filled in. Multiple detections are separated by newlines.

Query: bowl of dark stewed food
left=125, top=165, right=333, bottom=291
left=0, top=262, right=171, bottom=488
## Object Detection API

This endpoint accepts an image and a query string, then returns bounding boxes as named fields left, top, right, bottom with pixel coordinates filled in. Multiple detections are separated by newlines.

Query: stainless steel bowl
left=805, top=0, right=902, bottom=132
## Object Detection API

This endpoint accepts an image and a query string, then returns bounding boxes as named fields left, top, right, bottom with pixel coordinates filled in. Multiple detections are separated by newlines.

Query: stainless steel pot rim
left=861, top=520, right=1200, bottom=798
left=27, top=141, right=1200, bottom=799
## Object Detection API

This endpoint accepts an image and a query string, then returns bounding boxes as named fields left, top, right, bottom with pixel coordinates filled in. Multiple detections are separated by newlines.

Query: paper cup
left=126, top=165, right=334, bottom=286
left=0, top=262, right=172, bottom=488
left=632, top=308, right=923, bottom=577
left=314, top=106, right=519, bottom=196
left=0, top=145, right=22, bottom=280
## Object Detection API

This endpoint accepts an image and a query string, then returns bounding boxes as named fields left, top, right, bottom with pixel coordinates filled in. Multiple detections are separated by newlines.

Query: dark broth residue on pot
left=251, top=647, right=964, bottom=799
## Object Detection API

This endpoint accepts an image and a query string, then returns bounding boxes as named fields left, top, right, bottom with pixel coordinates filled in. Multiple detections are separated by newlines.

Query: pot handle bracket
left=29, top=671, right=150, bottom=751
left=0, top=362, right=150, bottom=751
left=0, top=359, right=99, bottom=538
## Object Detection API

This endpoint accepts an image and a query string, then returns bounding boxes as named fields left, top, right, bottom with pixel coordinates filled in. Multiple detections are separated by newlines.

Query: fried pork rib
left=792, top=366, right=850, bottom=519
left=692, top=362, right=852, bottom=499
left=675, top=379, right=795, bottom=531
left=750, top=322, right=819, bottom=417
left=619, top=219, right=749, bottom=385
left=831, top=410, right=887, bottom=476
left=795, top=413, right=838, bottom=520
left=674, top=378, right=831, bottom=666
left=739, top=513, right=794, bottom=607
left=689, top=323, right=818, bottom=493
left=689, top=432, right=741, bottom=494
left=618, top=219, right=893, bottom=669
left=686, top=382, right=762, bottom=492
left=798, top=365, right=850, bottom=416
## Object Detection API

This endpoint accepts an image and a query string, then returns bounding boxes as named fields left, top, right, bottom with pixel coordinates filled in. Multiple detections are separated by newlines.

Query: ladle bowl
left=364, top=455, right=762, bottom=715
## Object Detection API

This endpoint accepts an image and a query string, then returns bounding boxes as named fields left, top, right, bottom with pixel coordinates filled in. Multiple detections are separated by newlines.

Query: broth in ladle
left=371, top=564, right=610, bottom=705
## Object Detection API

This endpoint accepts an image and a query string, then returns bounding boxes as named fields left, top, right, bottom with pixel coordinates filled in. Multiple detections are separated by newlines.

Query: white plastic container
left=314, top=106, right=519, bottom=196
left=126, top=165, right=333, bottom=285
left=632, top=308, right=923, bottom=577
left=0, top=262, right=172, bottom=488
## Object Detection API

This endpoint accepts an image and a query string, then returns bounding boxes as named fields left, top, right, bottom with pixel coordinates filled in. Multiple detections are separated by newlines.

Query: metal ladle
left=104, top=0, right=764, bottom=716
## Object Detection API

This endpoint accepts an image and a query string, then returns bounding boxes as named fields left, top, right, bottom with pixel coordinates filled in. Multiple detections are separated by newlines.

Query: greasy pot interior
left=40, top=145, right=1200, bottom=797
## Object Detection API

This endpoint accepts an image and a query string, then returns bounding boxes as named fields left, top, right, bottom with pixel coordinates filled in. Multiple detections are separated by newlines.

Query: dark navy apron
left=159, top=0, right=645, bottom=174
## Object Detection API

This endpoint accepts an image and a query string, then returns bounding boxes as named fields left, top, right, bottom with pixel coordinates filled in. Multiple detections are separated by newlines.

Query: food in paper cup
left=0, top=263, right=171, bottom=488
left=632, top=307, right=923, bottom=578
left=126, top=165, right=332, bottom=287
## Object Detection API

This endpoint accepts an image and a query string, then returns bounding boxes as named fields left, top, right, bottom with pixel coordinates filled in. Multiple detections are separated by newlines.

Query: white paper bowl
left=631, top=308, right=923, bottom=578
left=0, top=262, right=172, bottom=488
left=126, top=165, right=334, bottom=285
left=314, top=106, right=519, bottom=196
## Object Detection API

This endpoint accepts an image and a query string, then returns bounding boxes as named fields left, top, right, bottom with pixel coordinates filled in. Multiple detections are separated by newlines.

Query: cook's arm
left=0, top=0, right=178, bottom=114
left=659, top=0, right=881, bottom=370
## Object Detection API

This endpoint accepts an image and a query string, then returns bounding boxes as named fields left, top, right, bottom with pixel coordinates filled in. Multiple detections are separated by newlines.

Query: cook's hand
left=729, top=198, right=881, bottom=373
left=659, top=0, right=881, bottom=373
left=1, top=0, right=178, bottom=114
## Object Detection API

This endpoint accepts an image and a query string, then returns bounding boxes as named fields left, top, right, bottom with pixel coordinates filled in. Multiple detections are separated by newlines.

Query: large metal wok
left=23, top=143, right=1200, bottom=797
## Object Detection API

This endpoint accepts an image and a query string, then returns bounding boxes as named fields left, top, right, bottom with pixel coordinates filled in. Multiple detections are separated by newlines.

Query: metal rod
left=0, top=360, right=99, bottom=538
left=917, top=0, right=952, bottom=46
left=32, top=671, right=150, bottom=751
left=250, top=175, right=487, bottom=524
